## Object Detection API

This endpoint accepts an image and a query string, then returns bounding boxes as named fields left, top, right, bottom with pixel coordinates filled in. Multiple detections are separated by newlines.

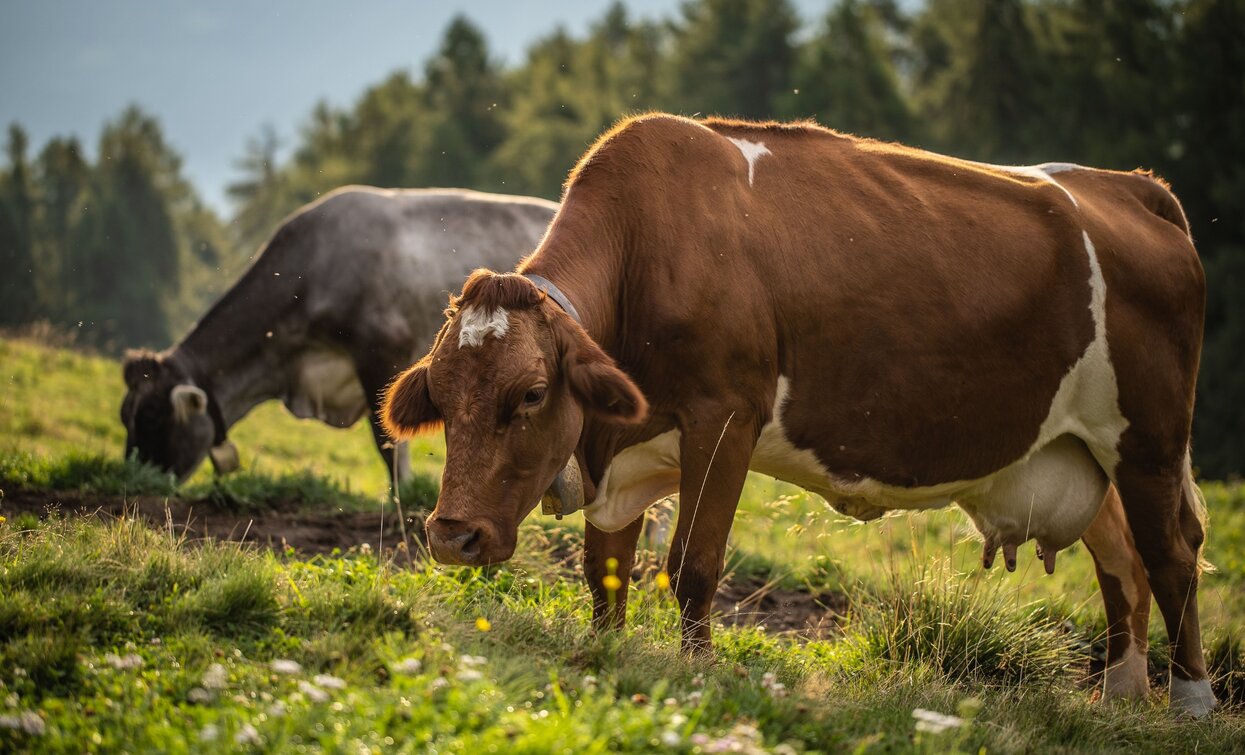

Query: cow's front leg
left=358, top=356, right=413, bottom=489
left=585, top=517, right=644, bottom=631
left=667, top=413, right=757, bottom=655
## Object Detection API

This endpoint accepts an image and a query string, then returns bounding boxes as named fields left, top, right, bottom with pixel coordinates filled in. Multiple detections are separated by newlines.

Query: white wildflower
left=692, top=673, right=705, bottom=687
left=187, top=688, right=213, bottom=704
left=661, top=730, right=681, bottom=747
left=761, top=671, right=788, bottom=698
left=459, top=654, right=487, bottom=667
left=235, top=723, right=261, bottom=745
left=671, top=713, right=687, bottom=727
left=0, top=711, right=45, bottom=736
left=270, top=659, right=302, bottom=675
left=199, top=724, right=220, bottom=742
left=429, top=677, right=450, bottom=690
left=202, top=663, right=228, bottom=689
left=582, top=675, right=598, bottom=687
left=297, top=681, right=329, bottom=703
left=912, top=708, right=965, bottom=734
left=268, top=700, right=287, bottom=718
left=687, top=690, right=704, bottom=706
left=392, top=658, right=422, bottom=675
left=313, top=674, right=346, bottom=690
left=104, top=653, right=144, bottom=670
left=456, top=669, right=484, bottom=682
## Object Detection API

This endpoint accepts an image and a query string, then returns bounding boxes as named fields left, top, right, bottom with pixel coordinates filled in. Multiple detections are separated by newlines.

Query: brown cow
left=382, top=115, right=1215, bottom=715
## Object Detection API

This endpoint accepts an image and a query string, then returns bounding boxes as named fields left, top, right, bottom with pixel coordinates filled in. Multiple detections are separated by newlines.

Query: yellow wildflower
left=475, top=617, right=492, bottom=632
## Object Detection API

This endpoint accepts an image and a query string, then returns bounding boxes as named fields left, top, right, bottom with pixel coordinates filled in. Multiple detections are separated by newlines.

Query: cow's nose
left=426, top=517, right=484, bottom=565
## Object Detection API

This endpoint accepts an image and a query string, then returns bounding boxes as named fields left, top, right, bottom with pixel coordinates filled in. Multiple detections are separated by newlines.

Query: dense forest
left=1, top=0, right=1241, bottom=475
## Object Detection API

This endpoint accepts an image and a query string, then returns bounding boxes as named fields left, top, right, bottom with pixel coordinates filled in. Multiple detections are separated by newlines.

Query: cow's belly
left=584, top=376, right=1114, bottom=556
left=285, top=347, right=368, bottom=428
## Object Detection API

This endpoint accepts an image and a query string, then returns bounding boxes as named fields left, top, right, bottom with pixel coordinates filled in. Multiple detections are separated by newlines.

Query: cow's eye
left=522, top=386, right=547, bottom=407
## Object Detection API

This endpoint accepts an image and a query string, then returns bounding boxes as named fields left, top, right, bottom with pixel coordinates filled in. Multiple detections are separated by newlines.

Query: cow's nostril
left=454, top=527, right=482, bottom=557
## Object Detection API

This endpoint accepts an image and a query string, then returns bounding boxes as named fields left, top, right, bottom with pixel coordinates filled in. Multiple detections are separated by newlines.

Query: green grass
left=1, top=515, right=1242, bottom=753
left=3, top=335, right=1245, bottom=751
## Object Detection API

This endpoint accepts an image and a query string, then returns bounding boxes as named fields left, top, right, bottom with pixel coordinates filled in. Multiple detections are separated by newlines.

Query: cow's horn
left=540, top=457, right=584, bottom=520
left=170, top=384, right=208, bottom=424
left=209, top=440, right=239, bottom=475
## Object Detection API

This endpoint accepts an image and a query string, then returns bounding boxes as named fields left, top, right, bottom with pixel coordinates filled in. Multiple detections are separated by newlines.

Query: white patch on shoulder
left=1170, top=677, right=1218, bottom=717
left=457, top=305, right=509, bottom=348
left=726, top=137, right=771, bottom=186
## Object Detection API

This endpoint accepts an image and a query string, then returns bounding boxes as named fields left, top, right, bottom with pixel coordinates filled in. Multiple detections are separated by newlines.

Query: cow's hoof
left=1101, top=648, right=1149, bottom=700
left=1170, top=677, right=1218, bottom=718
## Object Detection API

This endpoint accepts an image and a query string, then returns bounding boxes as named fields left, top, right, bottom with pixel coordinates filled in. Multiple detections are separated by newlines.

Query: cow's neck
left=520, top=223, right=622, bottom=351
left=521, top=214, right=654, bottom=487
left=173, top=265, right=303, bottom=428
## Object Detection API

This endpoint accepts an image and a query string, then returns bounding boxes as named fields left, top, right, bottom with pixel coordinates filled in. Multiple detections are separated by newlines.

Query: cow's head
left=383, top=271, right=648, bottom=565
left=120, top=350, right=237, bottom=483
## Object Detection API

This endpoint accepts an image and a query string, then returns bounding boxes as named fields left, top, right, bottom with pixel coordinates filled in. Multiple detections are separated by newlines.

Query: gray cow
left=121, top=186, right=557, bottom=484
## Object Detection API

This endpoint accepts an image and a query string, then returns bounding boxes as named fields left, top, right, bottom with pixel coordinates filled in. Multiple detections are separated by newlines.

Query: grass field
left=2, top=336, right=1243, bottom=752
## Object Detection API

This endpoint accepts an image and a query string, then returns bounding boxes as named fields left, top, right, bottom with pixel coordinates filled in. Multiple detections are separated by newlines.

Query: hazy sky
left=1, top=1, right=829, bottom=213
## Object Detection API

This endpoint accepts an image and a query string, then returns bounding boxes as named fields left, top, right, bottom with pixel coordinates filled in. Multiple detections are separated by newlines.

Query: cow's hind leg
left=1114, top=456, right=1216, bottom=716
left=1081, top=485, right=1152, bottom=700
left=585, top=517, right=645, bottom=632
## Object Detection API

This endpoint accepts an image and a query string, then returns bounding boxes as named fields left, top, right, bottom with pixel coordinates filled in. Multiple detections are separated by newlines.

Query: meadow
left=2, top=335, right=1243, bottom=753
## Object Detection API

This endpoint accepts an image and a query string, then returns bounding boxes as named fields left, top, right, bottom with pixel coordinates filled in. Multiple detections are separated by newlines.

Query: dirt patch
left=0, top=487, right=422, bottom=555
left=3, top=486, right=849, bottom=637
left=713, top=575, right=849, bottom=638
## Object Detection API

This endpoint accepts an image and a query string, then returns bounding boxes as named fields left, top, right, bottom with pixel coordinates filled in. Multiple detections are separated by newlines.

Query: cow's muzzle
left=425, top=516, right=511, bottom=566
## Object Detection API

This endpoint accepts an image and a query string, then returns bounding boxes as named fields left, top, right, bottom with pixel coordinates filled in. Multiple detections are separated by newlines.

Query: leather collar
left=524, top=273, right=581, bottom=324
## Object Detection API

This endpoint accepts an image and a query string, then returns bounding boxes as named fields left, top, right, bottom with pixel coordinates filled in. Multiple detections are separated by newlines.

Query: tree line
left=1, top=0, right=1241, bottom=475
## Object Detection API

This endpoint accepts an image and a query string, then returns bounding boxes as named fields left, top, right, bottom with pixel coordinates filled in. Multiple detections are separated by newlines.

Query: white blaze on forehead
left=457, top=305, right=510, bottom=348
left=726, top=137, right=771, bottom=186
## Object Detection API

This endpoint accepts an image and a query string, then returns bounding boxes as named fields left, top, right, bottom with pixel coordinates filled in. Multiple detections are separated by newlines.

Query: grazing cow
left=121, top=186, right=556, bottom=485
left=382, top=115, right=1214, bottom=715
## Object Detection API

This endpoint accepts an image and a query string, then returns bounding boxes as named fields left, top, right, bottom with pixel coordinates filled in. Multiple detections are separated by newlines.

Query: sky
left=1, top=0, right=830, bottom=214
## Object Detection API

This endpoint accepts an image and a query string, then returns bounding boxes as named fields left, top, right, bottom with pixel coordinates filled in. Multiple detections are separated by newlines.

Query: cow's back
left=267, top=187, right=557, bottom=358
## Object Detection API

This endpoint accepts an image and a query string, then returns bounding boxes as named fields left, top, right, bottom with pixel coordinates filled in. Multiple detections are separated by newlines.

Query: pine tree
left=418, top=16, right=505, bottom=188
left=783, top=0, right=913, bottom=140
left=671, top=0, right=800, bottom=119
left=0, top=125, right=39, bottom=325
left=35, top=136, right=91, bottom=320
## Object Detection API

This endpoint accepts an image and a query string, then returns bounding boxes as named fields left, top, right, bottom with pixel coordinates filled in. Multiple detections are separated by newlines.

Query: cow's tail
left=1181, top=448, right=1214, bottom=574
left=1126, top=169, right=1193, bottom=239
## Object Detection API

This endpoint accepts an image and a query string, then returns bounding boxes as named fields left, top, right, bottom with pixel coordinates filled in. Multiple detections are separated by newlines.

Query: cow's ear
left=383, top=360, right=441, bottom=439
left=123, top=350, right=162, bottom=388
left=552, top=314, right=648, bottom=424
